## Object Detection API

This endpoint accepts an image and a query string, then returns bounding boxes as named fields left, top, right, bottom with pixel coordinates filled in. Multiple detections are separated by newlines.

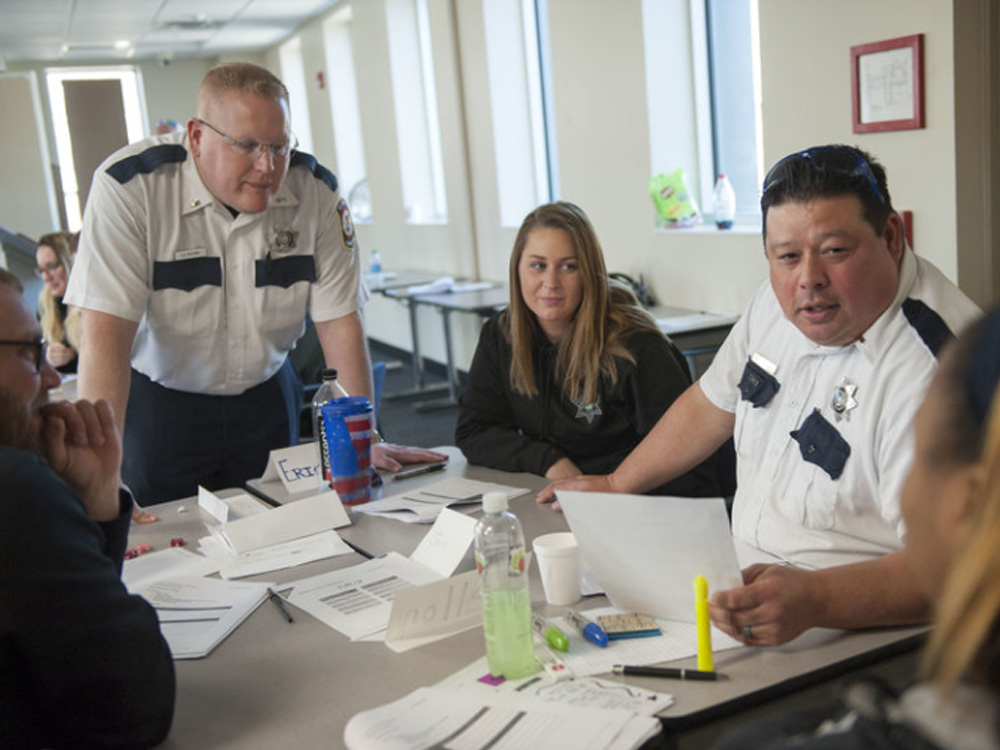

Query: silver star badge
left=571, top=396, right=602, bottom=424
left=831, top=378, right=858, bottom=422
left=272, top=227, right=298, bottom=251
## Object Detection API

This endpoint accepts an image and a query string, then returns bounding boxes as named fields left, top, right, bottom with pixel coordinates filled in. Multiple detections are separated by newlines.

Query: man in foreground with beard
left=0, top=269, right=174, bottom=748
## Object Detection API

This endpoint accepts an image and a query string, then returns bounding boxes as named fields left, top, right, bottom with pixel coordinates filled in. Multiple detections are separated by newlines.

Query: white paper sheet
left=557, top=491, right=743, bottom=622
left=136, top=577, right=270, bottom=659
left=409, top=506, right=477, bottom=577
left=216, top=490, right=351, bottom=553
left=537, top=607, right=741, bottom=678
left=122, top=547, right=220, bottom=591
left=355, top=478, right=527, bottom=524
left=343, top=686, right=661, bottom=750
left=438, top=658, right=674, bottom=715
left=283, top=552, right=442, bottom=640
left=197, top=486, right=269, bottom=524
left=197, top=530, right=356, bottom=579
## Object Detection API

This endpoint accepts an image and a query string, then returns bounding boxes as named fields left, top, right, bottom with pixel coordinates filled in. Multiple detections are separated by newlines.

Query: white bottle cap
left=482, top=492, right=508, bottom=513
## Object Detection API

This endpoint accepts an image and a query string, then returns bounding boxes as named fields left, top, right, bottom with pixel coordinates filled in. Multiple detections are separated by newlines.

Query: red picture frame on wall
left=851, top=34, right=925, bottom=134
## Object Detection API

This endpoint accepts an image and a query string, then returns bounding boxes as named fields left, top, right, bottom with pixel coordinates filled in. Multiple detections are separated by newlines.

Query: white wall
left=0, top=72, right=60, bottom=238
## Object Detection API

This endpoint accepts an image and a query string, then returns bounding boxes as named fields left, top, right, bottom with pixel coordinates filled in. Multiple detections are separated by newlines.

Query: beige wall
left=2, top=0, right=995, bottom=370
left=759, top=0, right=959, bottom=281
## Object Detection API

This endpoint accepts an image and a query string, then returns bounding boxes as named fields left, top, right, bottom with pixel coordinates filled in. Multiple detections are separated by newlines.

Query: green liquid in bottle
left=481, top=586, right=536, bottom=680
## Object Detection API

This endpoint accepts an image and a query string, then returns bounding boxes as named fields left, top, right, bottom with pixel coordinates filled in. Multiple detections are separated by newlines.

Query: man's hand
left=535, top=473, right=615, bottom=510
left=40, top=400, right=122, bottom=522
left=372, top=443, right=449, bottom=473
left=544, top=457, right=582, bottom=481
left=46, top=342, right=77, bottom=369
left=709, top=564, right=821, bottom=647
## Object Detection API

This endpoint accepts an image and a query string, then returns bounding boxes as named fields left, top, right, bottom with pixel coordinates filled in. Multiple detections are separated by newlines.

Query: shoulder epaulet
left=289, top=151, right=339, bottom=193
left=902, top=298, right=954, bottom=359
left=105, top=144, right=187, bottom=184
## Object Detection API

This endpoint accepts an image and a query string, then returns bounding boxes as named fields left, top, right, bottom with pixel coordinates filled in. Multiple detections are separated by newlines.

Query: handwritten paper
left=384, top=568, right=481, bottom=653
left=558, top=491, right=742, bottom=622
left=122, top=547, right=220, bottom=591
left=259, top=443, right=323, bottom=494
left=284, top=552, right=442, bottom=641
left=439, top=659, right=674, bottom=715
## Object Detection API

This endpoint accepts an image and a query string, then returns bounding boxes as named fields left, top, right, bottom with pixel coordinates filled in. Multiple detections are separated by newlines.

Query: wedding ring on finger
left=743, top=624, right=753, bottom=641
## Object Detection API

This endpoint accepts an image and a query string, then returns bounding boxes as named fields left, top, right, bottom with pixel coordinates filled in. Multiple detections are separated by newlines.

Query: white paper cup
left=532, top=532, right=582, bottom=606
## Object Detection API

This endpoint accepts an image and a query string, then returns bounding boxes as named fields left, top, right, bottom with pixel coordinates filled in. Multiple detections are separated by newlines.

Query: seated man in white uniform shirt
left=65, top=62, right=445, bottom=511
left=540, top=145, right=980, bottom=646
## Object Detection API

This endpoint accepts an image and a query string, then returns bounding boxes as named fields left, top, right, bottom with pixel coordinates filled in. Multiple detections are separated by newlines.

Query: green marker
left=531, top=613, right=569, bottom=652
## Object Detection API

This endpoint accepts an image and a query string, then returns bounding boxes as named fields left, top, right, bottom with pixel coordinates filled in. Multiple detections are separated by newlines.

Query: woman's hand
left=46, top=342, right=77, bottom=368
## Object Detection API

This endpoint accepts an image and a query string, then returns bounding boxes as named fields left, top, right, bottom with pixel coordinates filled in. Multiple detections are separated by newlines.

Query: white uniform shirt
left=700, top=249, right=980, bottom=569
left=65, top=130, right=367, bottom=395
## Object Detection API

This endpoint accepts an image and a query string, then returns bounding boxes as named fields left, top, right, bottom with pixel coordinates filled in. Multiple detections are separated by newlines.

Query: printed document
left=136, top=577, right=270, bottom=659
left=283, top=552, right=441, bottom=640
left=344, top=686, right=661, bottom=750
left=354, top=477, right=528, bottom=524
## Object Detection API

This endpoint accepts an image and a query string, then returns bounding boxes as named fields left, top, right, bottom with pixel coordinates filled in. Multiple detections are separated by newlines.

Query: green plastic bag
left=649, top=168, right=701, bottom=228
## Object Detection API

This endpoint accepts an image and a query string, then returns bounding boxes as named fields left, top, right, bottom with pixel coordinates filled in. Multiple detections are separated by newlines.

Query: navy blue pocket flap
left=152, top=257, right=221, bottom=292
left=790, top=409, right=851, bottom=480
left=255, top=255, right=316, bottom=289
left=738, top=359, right=780, bottom=408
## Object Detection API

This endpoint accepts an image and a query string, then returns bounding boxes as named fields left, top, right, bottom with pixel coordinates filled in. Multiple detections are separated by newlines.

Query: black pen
left=612, top=664, right=719, bottom=681
left=267, top=587, right=294, bottom=623
left=394, top=462, right=447, bottom=481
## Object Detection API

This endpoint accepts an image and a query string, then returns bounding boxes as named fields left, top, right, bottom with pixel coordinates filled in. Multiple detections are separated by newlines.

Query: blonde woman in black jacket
left=456, top=201, right=719, bottom=497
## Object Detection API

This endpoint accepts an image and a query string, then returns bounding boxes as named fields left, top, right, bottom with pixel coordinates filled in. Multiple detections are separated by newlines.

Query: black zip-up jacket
left=456, top=315, right=720, bottom=497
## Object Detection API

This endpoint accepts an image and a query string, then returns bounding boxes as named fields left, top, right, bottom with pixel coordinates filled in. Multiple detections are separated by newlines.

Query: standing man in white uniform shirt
left=540, top=145, right=980, bottom=646
left=65, top=62, right=445, bottom=510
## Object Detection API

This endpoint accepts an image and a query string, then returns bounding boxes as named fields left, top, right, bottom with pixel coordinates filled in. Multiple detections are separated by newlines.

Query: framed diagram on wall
left=851, top=34, right=925, bottom=134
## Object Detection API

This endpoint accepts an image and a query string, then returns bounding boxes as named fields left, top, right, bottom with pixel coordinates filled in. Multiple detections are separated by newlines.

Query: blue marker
left=564, top=609, right=609, bottom=648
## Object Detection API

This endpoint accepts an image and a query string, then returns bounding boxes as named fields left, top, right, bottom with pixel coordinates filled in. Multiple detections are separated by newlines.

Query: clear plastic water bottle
left=474, top=492, right=536, bottom=680
left=712, top=174, right=736, bottom=230
left=312, top=369, right=350, bottom=483
left=369, top=249, right=382, bottom=274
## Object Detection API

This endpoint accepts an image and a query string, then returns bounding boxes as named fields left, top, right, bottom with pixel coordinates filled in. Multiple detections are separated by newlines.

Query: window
left=279, top=36, right=314, bottom=155
left=643, top=0, right=762, bottom=222
left=46, top=67, right=147, bottom=231
left=386, top=0, right=447, bottom=223
left=483, top=0, right=556, bottom=226
left=323, top=7, right=371, bottom=221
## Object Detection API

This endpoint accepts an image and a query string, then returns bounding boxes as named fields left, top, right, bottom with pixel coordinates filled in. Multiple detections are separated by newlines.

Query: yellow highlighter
left=693, top=575, right=714, bottom=672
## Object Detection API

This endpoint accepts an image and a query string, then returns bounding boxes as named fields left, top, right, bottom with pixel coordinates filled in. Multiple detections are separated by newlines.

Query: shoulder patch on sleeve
left=289, top=151, right=339, bottom=193
left=105, top=144, right=187, bottom=184
left=902, top=298, right=954, bottom=358
left=337, top=198, right=356, bottom=251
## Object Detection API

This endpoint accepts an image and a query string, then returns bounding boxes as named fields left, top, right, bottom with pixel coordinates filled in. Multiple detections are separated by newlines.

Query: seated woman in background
left=712, top=308, right=1000, bottom=750
left=456, top=201, right=718, bottom=497
left=36, top=231, right=80, bottom=374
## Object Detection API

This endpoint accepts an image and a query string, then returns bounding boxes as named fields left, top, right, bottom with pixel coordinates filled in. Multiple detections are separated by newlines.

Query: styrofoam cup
left=532, top=532, right=582, bottom=606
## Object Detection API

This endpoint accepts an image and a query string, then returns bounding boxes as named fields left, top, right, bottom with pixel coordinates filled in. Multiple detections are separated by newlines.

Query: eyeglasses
left=0, top=338, right=48, bottom=372
left=195, top=118, right=297, bottom=160
left=34, top=261, right=63, bottom=278
left=762, top=146, right=887, bottom=206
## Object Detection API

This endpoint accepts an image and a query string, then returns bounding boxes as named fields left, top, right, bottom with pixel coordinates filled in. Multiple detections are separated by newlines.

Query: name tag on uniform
left=174, top=248, right=208, bottom=260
